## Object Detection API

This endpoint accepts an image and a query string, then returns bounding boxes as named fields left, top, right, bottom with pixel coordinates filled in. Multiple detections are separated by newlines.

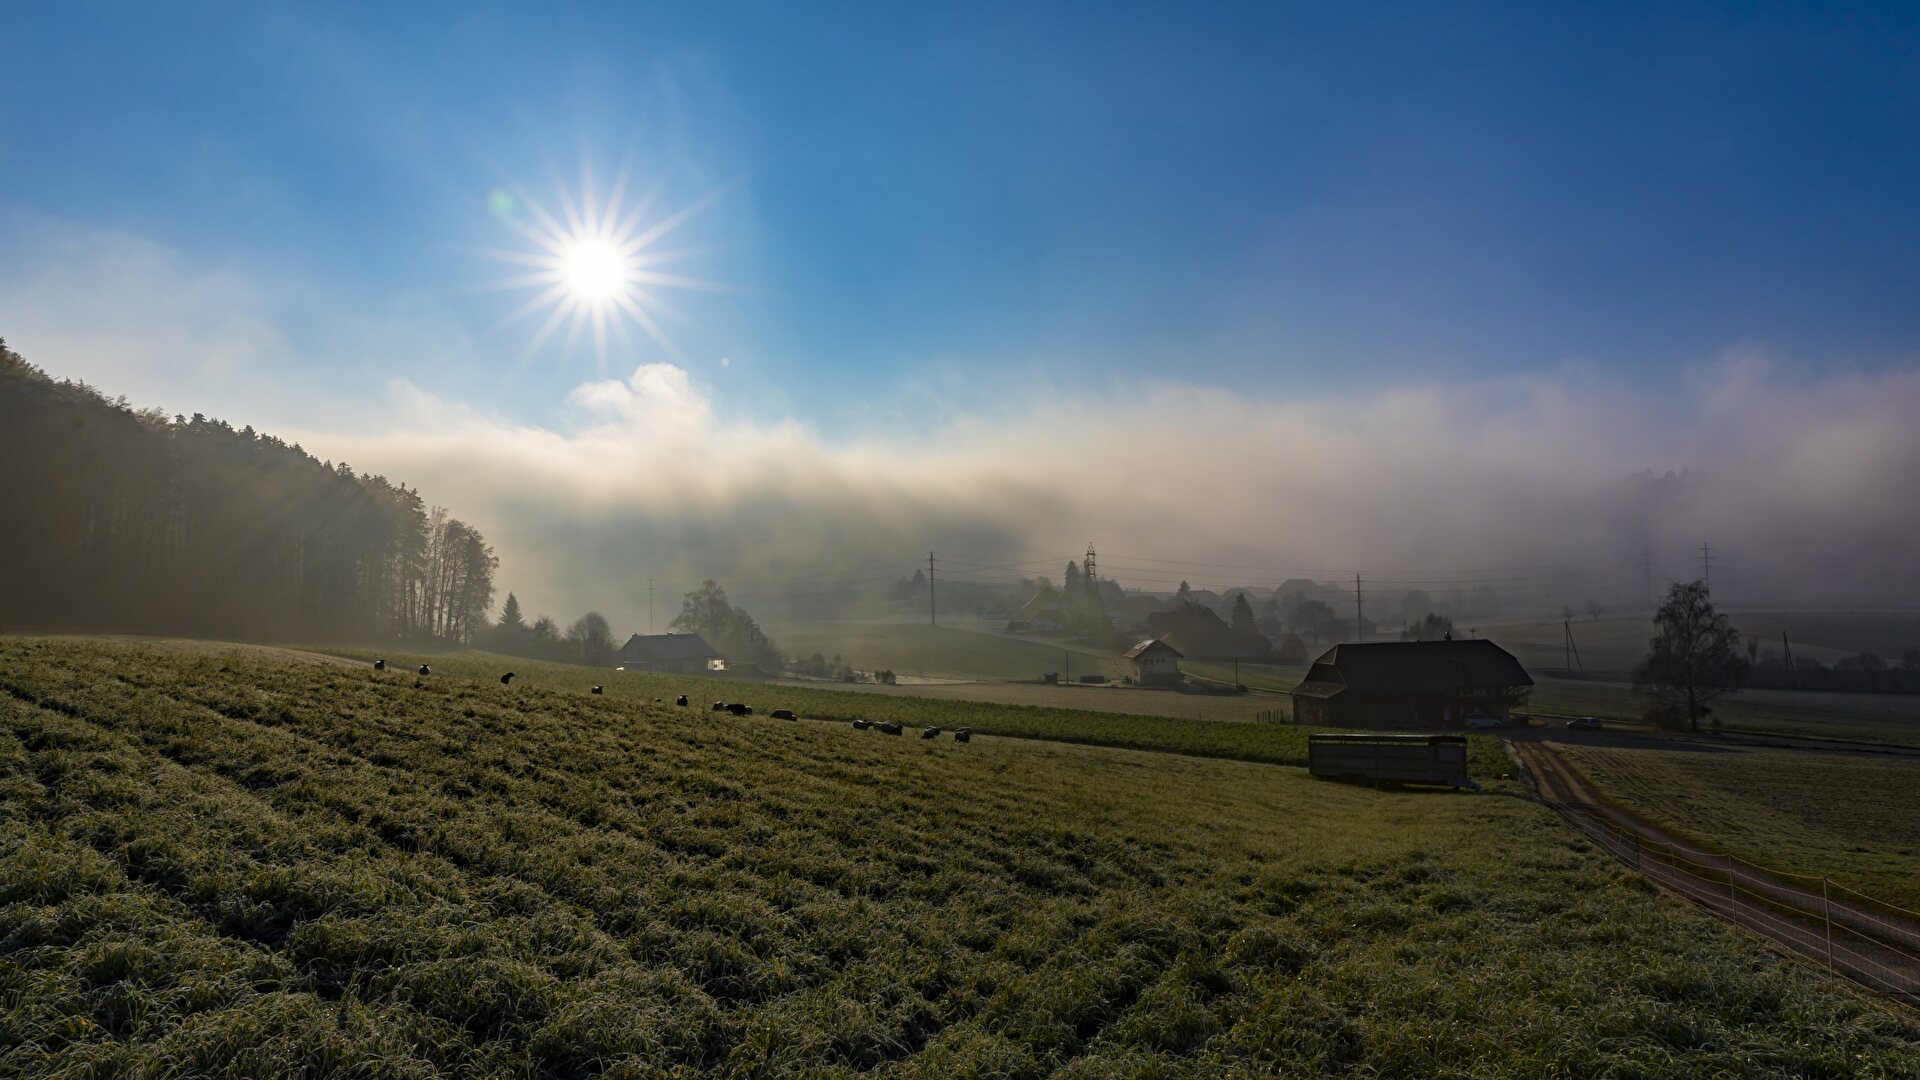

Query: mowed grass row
left=320, top=645, right=1513, bottom=779
left=1554, top=741, right=1920, bottom=913
left=1, top=637, right=1918, bottom=1077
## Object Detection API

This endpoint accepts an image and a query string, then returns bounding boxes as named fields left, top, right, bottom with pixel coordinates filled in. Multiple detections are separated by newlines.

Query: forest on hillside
left=0, top=339, right=497, bottom=643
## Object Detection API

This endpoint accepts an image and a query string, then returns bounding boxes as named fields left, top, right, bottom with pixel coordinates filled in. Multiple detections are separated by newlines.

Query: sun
left=558, top=237, right=628, bottom=302
left=482, top=166, right=728, bottom=368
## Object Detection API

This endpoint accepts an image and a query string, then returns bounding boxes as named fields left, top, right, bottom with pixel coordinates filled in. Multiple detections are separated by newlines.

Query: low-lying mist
left=292, top=352, right=1920, bottom=633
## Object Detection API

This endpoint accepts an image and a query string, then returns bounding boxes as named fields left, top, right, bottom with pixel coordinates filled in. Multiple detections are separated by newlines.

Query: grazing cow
left=954, top=728, right=972, bottom=743
left=418, top=664, right=431, bottom=676
left=500, top=673, right=515, bottom=686
left=878, top=722, right=903, bottom=736
left=591, top=686, right=603, bottom=694
left=373, top=659, right=385, bottom=671
left=921, top=727, right=940, bottom=739
left=711, top=701, right=728, bottom=712
left=727, top=702, right=753, bottom=716
left=676, top=695, right=689, bottom=706
left=771, top=709, right=797, bottom=721
left=852, top=719, right=872, bottom=730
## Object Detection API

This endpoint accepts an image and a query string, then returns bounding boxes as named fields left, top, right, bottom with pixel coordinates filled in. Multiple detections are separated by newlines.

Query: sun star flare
left=485, top=168, right=727, bottom=369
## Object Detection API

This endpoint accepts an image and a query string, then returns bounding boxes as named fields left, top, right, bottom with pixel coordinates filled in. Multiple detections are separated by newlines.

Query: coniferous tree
left=0, top=339, right=497, bottom=644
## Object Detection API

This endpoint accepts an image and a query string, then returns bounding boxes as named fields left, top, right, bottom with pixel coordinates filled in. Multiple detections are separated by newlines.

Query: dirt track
left=1514, top=739, right=1920, bottom=1008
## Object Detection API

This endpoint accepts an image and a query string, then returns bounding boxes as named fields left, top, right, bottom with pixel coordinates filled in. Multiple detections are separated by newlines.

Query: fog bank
left=292, top=353, right=1920, bottom=632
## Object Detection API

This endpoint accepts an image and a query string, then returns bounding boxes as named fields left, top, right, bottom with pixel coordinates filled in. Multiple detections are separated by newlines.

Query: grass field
left=322, top=646, right=1416, bottom=773
left=765, top=621, right=1123, bottom=683
left=4, top=637, right=1919, bottom=1075
left=1554, top=740, right=1920, bottom=914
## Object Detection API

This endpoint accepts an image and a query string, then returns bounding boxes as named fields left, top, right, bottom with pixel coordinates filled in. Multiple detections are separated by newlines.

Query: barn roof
left=616, top=632, right=721, bottom=663
left=1290, top=680, right=1347, bottom=700
left=1296, top=639, right=1531, bottom=696
left=1124, top=637, right=1183, bottom=660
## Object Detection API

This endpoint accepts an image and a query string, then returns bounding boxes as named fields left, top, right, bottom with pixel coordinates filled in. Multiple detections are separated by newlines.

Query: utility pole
left=1701, top=542, right=1712, bottom=588
left=1642, top=548, right=1654, bottom=612
left=648, top=578, right=654, bottom=635
left=1782, top=631, right=1795, bottom=687
left=928, top=551, right=937, bottom=627
left=1354, top=574, right=1364, bottom=642
left=1563, top=618, right=1583, bottom=672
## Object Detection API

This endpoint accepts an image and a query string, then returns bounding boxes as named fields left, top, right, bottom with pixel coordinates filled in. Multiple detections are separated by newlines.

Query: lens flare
left=482, top=165, right=729, bottom=369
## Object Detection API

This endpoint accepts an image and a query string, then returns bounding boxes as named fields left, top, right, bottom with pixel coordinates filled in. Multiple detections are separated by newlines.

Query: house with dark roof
left=1124, top=637, right=1184, bottom=686
left=615, top=632, right=724, bottom=674
left=1290, top=639, right=1532, bottom=728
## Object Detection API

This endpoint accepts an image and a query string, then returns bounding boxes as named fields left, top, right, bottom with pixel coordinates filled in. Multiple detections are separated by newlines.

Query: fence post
left=1823, top=877, right=1835, bottom=972
left=1727, top=855, right=1736, bottom=903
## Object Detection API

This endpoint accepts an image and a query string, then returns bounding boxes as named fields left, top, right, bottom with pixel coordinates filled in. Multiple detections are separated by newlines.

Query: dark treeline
left=0, top=340, right=497, bottom=643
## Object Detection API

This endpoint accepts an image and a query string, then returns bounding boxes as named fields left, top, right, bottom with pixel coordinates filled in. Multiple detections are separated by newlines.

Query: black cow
left=591, top=686, right=603, bottom=694
left=852, top=719, right=872, bottom=730
left=418, top=664, right=431, bottom=676
left=373, top=659, right=385, bottom=671
left=878, top=722, right=903, bottom=736
left=711, top=701, right=728, bottom=712
left=500, top=672, right=515, bottom=686
left=921, top=727, right=940, bottom=739
left=727, top=702, right=753, bottom=716
left=676, top=695, right=689, bottom=706
left=954, top=728, right=972, bottom=743
left=771, top=709, right=797, bottom=721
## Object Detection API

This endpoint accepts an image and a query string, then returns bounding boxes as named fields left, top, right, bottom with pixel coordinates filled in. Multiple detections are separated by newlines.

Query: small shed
left=1124, top=637, right=1184, bottom=686
left=1307, top=733, right=1472, bottom=788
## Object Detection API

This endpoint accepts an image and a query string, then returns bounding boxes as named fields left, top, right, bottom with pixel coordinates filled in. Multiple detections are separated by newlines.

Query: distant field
left=1182, top=660, right=1310, bottom=696
left=323, top=646, right=1477, bottom=773
left=4, top=635, right=1917, bottom=1076
left=765, top=620, right=1122, bottom=682
left=1526, top=675, right=1920, bottom=747
left=1482, top=611, right=1920, bottom=678
left=1556, top=741, right=1920, bottom=912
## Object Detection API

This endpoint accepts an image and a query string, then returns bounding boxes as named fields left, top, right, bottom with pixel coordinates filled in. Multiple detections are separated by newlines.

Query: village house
left=1124, top=637, right=1184, bottom=686
left=1290, top=639, right=1532, bottom=728
left=614, top=632, right=725, bottom=674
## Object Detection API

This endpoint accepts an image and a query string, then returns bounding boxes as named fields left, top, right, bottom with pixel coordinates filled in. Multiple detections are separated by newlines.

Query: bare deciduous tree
left=1634, top=580, right=1747, bottom=732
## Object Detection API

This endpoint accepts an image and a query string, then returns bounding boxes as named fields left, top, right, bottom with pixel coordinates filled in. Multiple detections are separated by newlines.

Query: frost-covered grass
left=2, top=636, right=1917, bottom=1077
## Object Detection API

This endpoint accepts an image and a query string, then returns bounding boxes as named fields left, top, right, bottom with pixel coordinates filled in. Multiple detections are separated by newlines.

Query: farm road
left=1514, top=739, right=1920, bottom=1007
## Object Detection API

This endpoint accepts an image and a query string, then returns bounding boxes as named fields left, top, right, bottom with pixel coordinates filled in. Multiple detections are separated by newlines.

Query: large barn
left=614, top=632, right=724, bottom=674
left=1290, top=639, right=1532, bottom=728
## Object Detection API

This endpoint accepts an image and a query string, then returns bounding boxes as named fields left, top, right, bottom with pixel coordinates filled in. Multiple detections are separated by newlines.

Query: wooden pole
left=1823, top=877, right=1835, bottom=972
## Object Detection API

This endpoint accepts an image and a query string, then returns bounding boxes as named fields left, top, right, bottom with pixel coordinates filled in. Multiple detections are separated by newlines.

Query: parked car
left=1463, top=715, right=1503, bottom=730
left=1566, top=717, right=1604, bottom=730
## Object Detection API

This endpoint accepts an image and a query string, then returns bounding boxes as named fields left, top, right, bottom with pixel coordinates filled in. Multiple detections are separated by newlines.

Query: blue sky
left=4, top=2, right=1917, bottom=430
left=5, top=3, right=1920, bottom=617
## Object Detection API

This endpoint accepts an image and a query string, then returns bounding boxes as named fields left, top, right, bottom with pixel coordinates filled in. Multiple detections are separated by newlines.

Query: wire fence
left=1553, top=805, right=1920, bottom=1005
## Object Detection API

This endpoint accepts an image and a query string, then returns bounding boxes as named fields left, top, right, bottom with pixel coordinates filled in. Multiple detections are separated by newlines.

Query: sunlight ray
left=482, top=168, right=730, bottom=365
